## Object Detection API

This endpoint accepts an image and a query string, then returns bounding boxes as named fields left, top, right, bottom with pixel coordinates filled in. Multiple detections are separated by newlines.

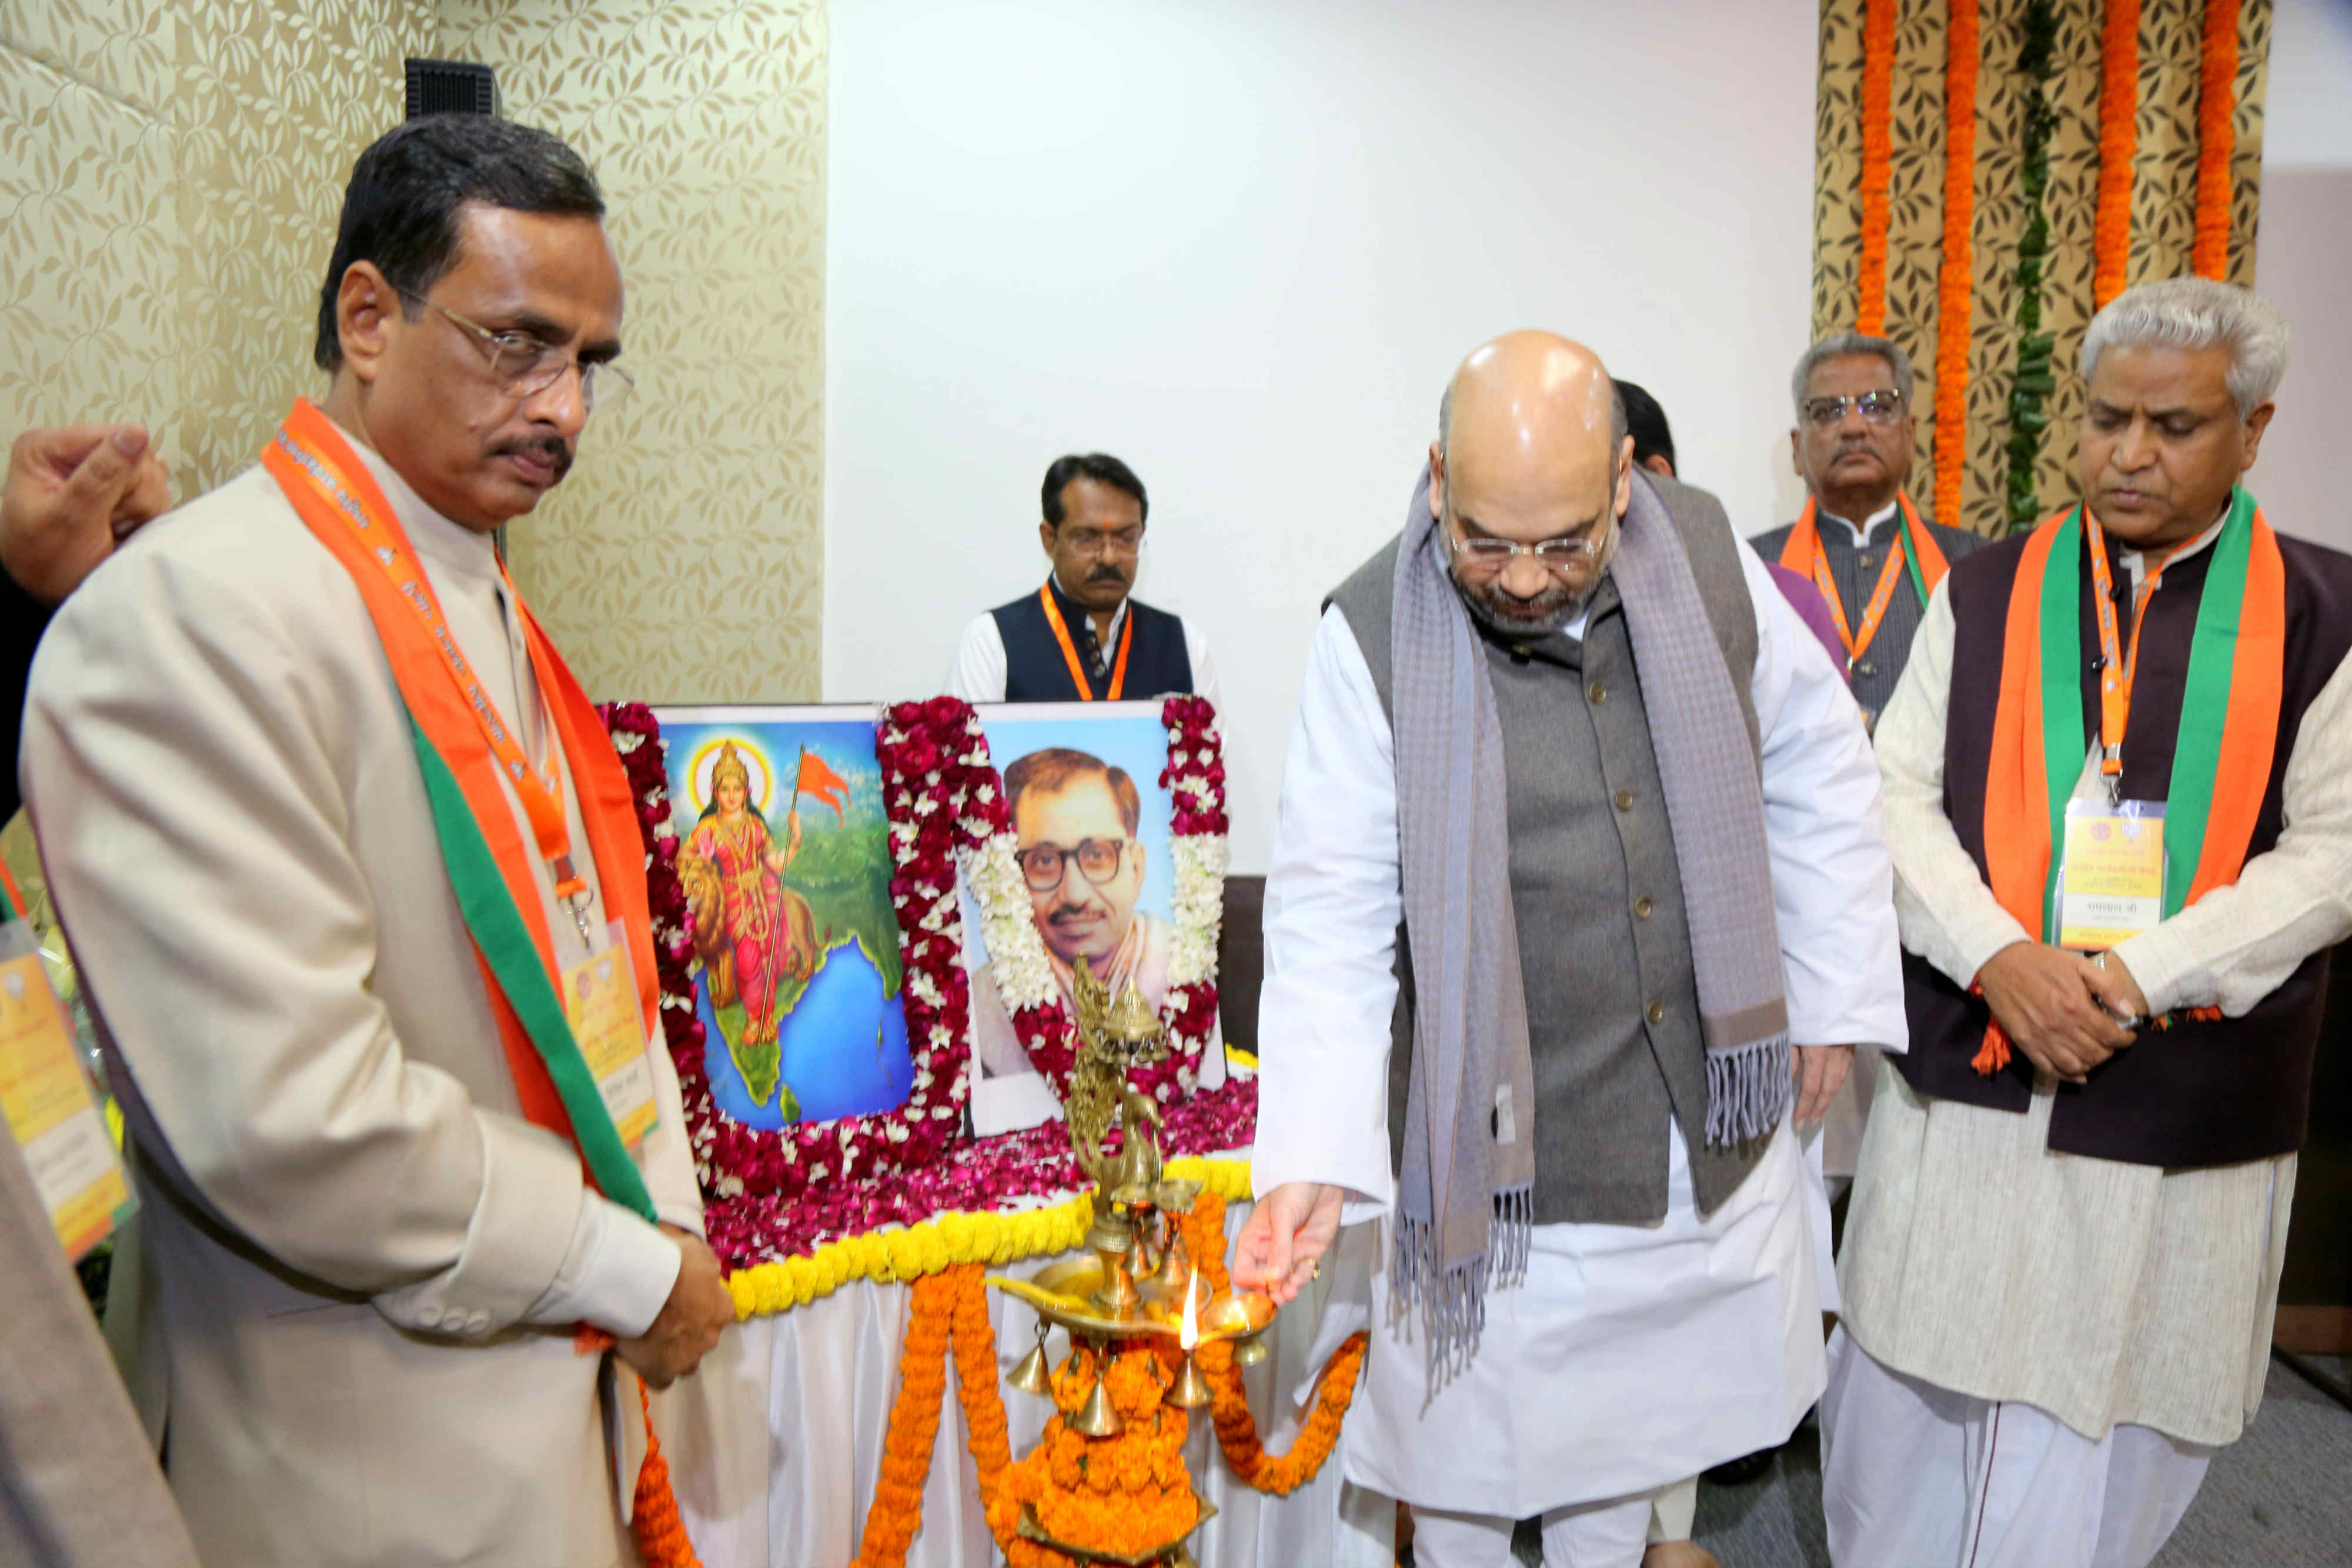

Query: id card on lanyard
left=2058, top=798, right=2166, bottom=949
left=563, top=920, right=657, bottom=1150
left=2059, top=513, right=2197, bottom=950
left=0, top=920, right=133, bottom=1261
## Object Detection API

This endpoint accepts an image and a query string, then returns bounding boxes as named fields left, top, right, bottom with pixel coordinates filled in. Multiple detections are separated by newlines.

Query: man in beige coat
left=21, top=117, right=732, bottom=1566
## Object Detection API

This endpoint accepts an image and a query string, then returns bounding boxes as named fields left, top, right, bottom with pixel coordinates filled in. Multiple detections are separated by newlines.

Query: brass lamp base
left=1016, top=1494, right=1218, bottom=1567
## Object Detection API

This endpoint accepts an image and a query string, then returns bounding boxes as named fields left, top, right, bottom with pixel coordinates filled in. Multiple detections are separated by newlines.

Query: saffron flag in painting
left=653, top=706, right=911, bottom=1129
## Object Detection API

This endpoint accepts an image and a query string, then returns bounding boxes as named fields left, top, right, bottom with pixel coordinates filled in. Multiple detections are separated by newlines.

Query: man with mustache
left=970, top=749, right=1174, bottom=1076
left=19, top=116, right=731, bottom=1565
left=1235, top=332, right=1903, bottom=1567
left=1754, top=333, right=1987, bottom=734
left=1823, top=280, right=2352, bottom=1567
left=944, top=452, right=1222, bottom=710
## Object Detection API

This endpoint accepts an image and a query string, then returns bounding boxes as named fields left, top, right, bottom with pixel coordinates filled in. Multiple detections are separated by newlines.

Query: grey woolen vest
left=1328, top=472, right=1770, bottom=1223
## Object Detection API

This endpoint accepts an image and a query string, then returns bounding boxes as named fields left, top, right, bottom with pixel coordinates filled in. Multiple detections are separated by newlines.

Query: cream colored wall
left=438, top=0, right=828, bottom=704
left=2, top=1, right=827, bottom=704
left=0, top=0, right=435, bottom=496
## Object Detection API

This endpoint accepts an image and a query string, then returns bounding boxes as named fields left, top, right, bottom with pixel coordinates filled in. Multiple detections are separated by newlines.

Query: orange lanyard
left=0, top=858, right=25, bottom=922
left=2084, top=511, right=2201, bottom=795
left=1038, top=584, right=1133, bottom=701
left=275, top=430, right=589, bottom=917
left=1810, top=526, right=1909, bottom=670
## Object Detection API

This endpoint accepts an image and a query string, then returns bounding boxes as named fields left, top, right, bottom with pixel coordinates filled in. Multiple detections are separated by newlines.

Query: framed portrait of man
left=961, top=701, right=1226, bottom=1135
left=651, top=706, right=911, bottom=1130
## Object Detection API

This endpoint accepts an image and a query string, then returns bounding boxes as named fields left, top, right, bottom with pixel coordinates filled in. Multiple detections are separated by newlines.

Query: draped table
left=654, top=1186, right=1396, bottom=1567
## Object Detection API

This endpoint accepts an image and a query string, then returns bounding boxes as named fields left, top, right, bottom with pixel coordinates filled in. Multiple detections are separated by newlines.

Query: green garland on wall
left=2002, top=0, right=2060, bottom=532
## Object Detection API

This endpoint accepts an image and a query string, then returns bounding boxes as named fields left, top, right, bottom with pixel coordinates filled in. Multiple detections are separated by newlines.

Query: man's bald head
left=1438, top=332, right=1628, bottom=466
left=1429, top=331, right=1635, bottom=633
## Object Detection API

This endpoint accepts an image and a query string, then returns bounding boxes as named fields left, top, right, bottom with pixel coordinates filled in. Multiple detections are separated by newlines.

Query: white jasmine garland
left=1167, top=834, right=1228, bottom=988
left=967, top=832, right=1059, bottom=1011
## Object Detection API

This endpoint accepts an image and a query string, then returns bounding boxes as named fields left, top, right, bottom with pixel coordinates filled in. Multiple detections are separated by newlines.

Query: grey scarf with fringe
left=1391, top=469, right=1790, bottom=1368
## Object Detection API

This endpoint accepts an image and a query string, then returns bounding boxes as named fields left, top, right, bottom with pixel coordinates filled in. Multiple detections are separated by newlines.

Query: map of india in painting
left=653, top=708, right=912, bottom=1129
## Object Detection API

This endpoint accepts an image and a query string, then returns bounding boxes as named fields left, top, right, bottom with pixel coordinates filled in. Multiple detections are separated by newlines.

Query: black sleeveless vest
left=1897, top=522, right=2352, bottom=1167
left=990, top=576, right=1194, bottom=702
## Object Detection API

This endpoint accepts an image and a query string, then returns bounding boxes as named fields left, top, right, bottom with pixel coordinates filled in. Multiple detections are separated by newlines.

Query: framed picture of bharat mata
left=651, top=707, right=911, bottom=1131
left=961, top=701, right=1225, bottom=1135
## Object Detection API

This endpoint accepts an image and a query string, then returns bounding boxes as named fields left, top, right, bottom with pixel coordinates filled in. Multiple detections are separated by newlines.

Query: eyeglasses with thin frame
left=1445, top=516, right=1610, bottom=574
left=1017, top=837, right=1130, bottom=893
left=1058, top=524, right=1145, bottom=557
left=1802, top=390, right=1904, bottom=428
left=396, top=287, right=634, bottom=413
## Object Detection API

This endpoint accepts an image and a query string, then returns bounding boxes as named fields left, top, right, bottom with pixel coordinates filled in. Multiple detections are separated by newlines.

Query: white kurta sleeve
left=942, top=613, right=1009, bottom=701
left=1736, top=543, right=1907, bottom=1051
left=1252, top=606, right=1402, bottom=1219
left=1874, top=580, right=2036, bottom=989
left=22, top=550, right=666, bottom=1340
left=2110, top=649, right=2352, bottom=1017
left=1183, top=618, right=1224, bottom=714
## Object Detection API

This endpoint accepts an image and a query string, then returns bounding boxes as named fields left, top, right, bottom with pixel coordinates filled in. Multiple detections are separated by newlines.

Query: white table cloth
left=657, top=1199, right=1396, bottom=1567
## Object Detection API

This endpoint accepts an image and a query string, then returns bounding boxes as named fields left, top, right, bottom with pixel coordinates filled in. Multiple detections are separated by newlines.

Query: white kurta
left=1839, top=538, right=2352, bottom=1447
left=22, top=440, right=704, bottom=1566
left=1253, top=537, right=1906, bottom=1516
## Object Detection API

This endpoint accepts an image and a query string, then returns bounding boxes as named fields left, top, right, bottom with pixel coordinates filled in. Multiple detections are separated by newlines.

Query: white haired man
left=1823, top=278, right=2352, bottom=1567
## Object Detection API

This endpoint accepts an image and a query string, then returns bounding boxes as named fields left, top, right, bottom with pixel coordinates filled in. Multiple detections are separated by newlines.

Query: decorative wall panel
left=1812, top=0, right=2271, bottom=535
left=438, top=0, right=829, bottom=705
left=3, top=0, right=826, bottom=707
left=0, top=1, right=430, bottom=497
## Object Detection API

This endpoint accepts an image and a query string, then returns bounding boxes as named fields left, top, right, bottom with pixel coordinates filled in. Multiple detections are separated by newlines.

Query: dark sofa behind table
left=1217, top=875, right=1265, bottom=1058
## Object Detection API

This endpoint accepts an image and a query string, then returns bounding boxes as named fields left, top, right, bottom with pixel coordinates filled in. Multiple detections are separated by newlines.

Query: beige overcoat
left=21, top=440, right=704, bottom=1567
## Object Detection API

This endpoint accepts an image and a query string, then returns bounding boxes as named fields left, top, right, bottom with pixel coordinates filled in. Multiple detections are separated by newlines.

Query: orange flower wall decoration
left=2092, top=0, right=2142, bottom=306
left=2191, top=0, right=2241, bottom=279
left=1856, top=0, right=1899, bottom=335
left=1932, top=0, right=1981, bottom=530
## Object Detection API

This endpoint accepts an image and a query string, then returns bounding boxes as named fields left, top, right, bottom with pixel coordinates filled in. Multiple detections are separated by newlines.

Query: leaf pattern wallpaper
left=439, top=1, right=828, bottom=705
left=0, top=0, right=827, bottom=703
left=1811, top=0, right=2270, bottom=536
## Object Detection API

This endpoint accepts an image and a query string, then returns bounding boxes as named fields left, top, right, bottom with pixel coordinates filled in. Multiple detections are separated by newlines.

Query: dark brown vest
left=1897, top=521, right=2352, bottom=1167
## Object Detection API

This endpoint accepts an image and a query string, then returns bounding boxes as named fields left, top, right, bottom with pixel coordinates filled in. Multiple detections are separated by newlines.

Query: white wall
left=823, top=0, right=1821, bottom=870
left=2253, top=0, right=2352, bottom=554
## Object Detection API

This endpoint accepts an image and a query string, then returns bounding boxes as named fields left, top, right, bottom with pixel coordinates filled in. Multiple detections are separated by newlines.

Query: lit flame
left=1178, top=1267, right=1202, bottom=1352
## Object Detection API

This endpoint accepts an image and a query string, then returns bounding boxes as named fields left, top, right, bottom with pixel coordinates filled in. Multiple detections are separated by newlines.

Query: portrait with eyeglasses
left=962, top=709, right=1225, bottom=1131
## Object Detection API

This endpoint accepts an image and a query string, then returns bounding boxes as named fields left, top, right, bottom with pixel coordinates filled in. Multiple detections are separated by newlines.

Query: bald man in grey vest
left=1234, top=333, right=1905, bottom=1567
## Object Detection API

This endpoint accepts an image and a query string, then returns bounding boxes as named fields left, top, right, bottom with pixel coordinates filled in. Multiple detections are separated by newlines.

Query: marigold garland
left=723, top=1155, right=1254, bottom=1318
left=1180, top=1192, right=1369, bottom=1495
left=630, top=1381, right=702, bottom=1568
left=990, top=1342, right=1198, bottom=1563
left=847, top=1188, right=1367, bottom=1568
left=2191, top=0, right=2241, bottom=279
left=1932, top=0, right=1981, bottom=530
left=1855, top=0, right=1898, bottom=335
left=2092, top=0, right=2141, bottom=307
left=852, top=1269, right=961, bottom=1568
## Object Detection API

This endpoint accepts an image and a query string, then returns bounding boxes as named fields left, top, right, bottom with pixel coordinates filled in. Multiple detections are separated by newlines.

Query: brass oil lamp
left=985, top=958, right=1276, bottom=1566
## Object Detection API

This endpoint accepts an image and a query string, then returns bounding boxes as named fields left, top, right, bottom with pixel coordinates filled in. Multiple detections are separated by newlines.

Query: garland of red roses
left=1005, top=694, right=1227, bottom=1108
left=603, top=700, right=1256, bottom=1271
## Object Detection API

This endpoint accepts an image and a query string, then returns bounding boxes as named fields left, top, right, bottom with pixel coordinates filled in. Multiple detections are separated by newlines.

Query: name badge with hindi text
left=0, top=922, right=133, bottom=1260
left=2058, top=798, right=2166, bottom=950
left=564, top=921, right=658, bottom=1150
